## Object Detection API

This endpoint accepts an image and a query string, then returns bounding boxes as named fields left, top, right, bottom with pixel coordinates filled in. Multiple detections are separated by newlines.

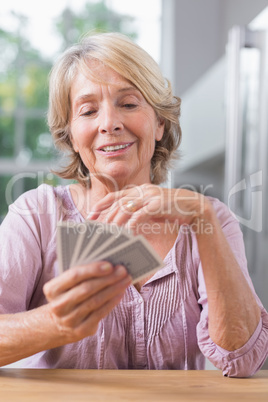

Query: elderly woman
left=0, top=32, right=267, bottom=375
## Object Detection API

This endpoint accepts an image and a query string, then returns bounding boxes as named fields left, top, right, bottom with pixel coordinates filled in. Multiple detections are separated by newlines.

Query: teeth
left=101, top=143, right=130, bottom=152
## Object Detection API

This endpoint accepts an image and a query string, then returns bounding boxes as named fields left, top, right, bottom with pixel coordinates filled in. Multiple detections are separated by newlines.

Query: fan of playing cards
left=57, top=220, right=164, bottom=283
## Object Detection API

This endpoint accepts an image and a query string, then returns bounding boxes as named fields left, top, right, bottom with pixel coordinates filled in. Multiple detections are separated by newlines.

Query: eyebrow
left=117, top=86, right=139, bottom=93
left=73, top=86, right=140, bottom=106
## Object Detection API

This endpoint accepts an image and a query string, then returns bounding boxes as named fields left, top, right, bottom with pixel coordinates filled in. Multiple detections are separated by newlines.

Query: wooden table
left=0, top=369, right=267, bottom=401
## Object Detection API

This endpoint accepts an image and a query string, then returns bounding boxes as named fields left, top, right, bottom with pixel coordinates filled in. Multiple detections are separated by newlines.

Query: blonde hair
left=48, top=32, right=182, bottom=185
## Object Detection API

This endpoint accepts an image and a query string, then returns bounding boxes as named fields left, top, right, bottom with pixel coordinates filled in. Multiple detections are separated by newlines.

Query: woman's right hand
left=43, top=261, right=131, bottom=344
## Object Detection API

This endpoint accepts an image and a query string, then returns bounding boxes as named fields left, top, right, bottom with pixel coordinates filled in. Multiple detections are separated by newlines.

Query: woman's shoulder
left=9, top=183, right=79, bottom=221
left=205, top=195, right=239, bottom=228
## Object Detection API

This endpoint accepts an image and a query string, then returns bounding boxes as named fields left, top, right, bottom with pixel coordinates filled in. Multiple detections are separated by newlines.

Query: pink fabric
left=0, top=184, right=267, bottom=376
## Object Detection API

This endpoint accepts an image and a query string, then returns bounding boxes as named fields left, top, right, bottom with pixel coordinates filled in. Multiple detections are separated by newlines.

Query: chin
left=97, top=166, right=130, bottom=185
left=109, top=169, right=132, bottom=183
left=100, top=163, right=150, bottom=187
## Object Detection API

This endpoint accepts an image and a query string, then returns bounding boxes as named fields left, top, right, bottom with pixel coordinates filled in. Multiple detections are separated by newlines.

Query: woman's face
left=70, top=61, right=164, bottom=189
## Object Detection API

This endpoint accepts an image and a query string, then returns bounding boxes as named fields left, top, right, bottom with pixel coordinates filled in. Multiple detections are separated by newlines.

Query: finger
left=94, top=199, right=123, bottom=223
left=97, top=200, right=134, bottom=225
left=43, top=261, right=114, bottom=300
left=89, top=197, right=142, bottom=226
left=106, top=194, right=149, bottom=226
left=85, top=194, right=120, bottom=221
left=86, top=210, right=101, bottom=220
left=114, top=188, right=163, bottom=226
left=92, top=185, right=144, bottom=214
left=124, top=210, right=157, bottom=234
left=49, top=265, right=130, bottom=316
left=88, top=186, right=146, bottom=224
left=113, top=205, right=142, bottom=226
left=90, top=192, right=121, bottom=214
left=72, top=292, right=127, bottom=339
left=87, top=199, right=121, bottom=221
left=56, top=273, right=131, bottom=329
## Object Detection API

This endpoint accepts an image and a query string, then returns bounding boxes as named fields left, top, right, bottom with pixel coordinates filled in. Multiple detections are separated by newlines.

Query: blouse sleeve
left=195, top=198, right=268, bottom=377
left=0, top=184, right=57, bottom=314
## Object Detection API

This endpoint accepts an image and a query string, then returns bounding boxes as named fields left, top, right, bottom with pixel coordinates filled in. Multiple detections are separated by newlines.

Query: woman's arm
left=195, top=200, right=261, bottom=351
left=0, top=305, right=60, bottom=367
left=0, top=262, right=131, bottom=367
left=90, top=185, right=262, bottom=351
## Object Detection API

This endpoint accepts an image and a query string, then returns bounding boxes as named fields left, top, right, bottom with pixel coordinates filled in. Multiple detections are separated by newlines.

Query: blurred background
left=0, top=0, right=268, bottom=367
left=0, top=0, right=161, bottom=218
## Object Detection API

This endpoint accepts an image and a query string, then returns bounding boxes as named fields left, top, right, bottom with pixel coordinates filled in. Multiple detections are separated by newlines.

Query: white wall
left=221, top=0, right=268, bottom=47
left=161, top=0, right=268, bottom=96
left=162, top=0, right=222, bottom=95
left=178, top=57, right=226, bottom=171
left=161, top=0, right=268, bottom=175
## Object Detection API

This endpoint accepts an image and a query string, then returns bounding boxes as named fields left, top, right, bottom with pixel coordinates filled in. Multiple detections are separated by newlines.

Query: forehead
left=72, top=60, right=131, bottom=92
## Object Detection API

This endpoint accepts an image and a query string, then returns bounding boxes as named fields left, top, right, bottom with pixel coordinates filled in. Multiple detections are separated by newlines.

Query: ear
left=155, top=118, right=165, bottom=142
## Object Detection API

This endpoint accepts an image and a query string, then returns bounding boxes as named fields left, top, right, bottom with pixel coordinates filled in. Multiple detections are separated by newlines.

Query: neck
left=71, top=166, right=153, bottom=219
left=81, top=173, right=150, bottom=213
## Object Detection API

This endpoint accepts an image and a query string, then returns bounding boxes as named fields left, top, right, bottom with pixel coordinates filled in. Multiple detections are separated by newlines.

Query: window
left=0, top=0, right=161, bottom=221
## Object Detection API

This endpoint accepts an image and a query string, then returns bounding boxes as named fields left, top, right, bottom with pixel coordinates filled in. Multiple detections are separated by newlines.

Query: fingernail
left=123, top=276, right=132, bottom=285
left=115, top=265, right=126, bottom=276
left=86, top=211, right=96, bottom=219
left=100, top=262, right=112, bottom=272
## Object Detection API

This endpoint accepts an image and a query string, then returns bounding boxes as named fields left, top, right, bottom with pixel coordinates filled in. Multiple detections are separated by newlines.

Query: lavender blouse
left=0, top=184, right=267, bottom=376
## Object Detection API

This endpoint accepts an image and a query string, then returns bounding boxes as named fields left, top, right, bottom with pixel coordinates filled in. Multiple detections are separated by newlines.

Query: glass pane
left=239, top=47, right=261, bottom=275
left=0, top=0, right=161, bottom=209
left=0, top=175, right=14, bottom=221
left=23, top=63, right=50, bottom=109
left=25, top=118, right=57, bottom=160
left=240, top=47, right=260, bottom=181
left=0, top=114, right=15, bottom=157
left=0, top=172, right=64, bottom=222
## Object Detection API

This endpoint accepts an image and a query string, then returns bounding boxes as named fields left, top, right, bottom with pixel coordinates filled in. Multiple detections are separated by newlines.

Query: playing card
left=57, top=221, right=79, bottom=272
left=57, top=221, right=164, bottom=282
left=76, top=221, right=111, bottom=265
left=88, top=227, right=131, bottom=260
left=83, top=235, right=164, bottom=283
left=71, top=221, right=102, bottom=267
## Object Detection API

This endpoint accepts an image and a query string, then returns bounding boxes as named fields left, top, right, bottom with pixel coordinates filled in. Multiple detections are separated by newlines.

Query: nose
left=98, top=103, right=123, bottom=134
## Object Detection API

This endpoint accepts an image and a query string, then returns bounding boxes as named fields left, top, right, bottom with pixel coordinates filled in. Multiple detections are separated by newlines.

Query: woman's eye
left=122, top=103, right=137, bottom=109
left=81, top=110, right=96, bottom=116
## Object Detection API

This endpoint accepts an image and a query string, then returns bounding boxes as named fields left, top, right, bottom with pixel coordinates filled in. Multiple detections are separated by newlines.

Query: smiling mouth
left=99, top=143, right=132, bottom=152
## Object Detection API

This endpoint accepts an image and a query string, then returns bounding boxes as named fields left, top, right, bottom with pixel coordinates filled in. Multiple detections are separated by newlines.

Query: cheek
left=143, top=141, right=156, bottom=161
left=70, top=123, right=97, bottom=168
left=72, top=138, right=79, bottom=153
left=136, top=117, right=159, bottom=155
left=71, top=122, right=94, bottom=149
left=77, top=146, right=97, bottom=173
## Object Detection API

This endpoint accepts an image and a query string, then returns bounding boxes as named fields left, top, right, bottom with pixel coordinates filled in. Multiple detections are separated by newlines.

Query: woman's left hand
left=89, top=183, right=262, bottom=352
left=88, top=184, right=210, bottom=232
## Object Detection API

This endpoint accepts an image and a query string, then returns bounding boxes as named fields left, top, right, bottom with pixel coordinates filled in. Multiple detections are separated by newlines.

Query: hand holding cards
left=57, top=220, right=164, bottom=283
